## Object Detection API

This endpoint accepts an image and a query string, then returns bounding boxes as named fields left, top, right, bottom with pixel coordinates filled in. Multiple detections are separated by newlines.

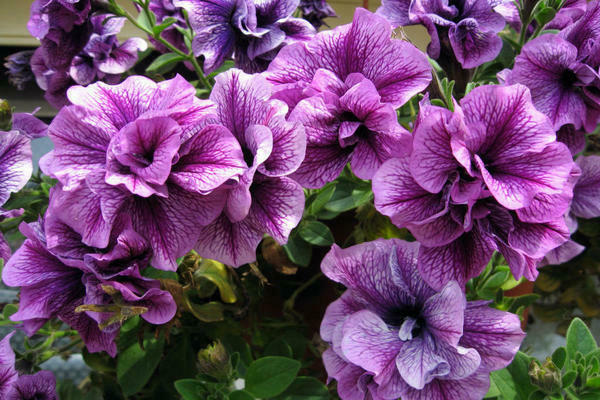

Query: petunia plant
left=1, top=0, right=600, bottom=398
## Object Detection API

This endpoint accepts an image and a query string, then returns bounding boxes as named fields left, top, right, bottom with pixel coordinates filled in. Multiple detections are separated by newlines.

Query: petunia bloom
left=266, top=8, right=431, bottom=187
left=40, top=74, right=246, bottom=270
left=147, top=0, right=189, bottom=54
left=175, top=0, right=315, bottom=73
left=373, top=84, right=575, bottom=289
left=4, top=51, right=35, bottom=91
left=0, top=332, right=58, bottom=400
left=504, top=0, right=600, bottom=132
left=299, top=0, right=337, bottom=29
left=377, top=0, right=505, bottom=69
left=195, top=69, right=305, bottom=267
left=320, top=239, right=525, bottom=400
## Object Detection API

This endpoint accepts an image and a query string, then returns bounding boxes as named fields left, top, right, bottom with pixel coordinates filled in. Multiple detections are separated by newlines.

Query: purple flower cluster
left=321, top=239, right=524, bottom=400
left=373, top=85, right=575, bottom=289
left=175, top=0, right=316, bottom=73
left=29, top=4, right=146, bottom=108
left=266, top=8, right=432, bottom=187
left=0, top=332, right=57, bottom=399
left=377, top=0, right=506, bottom=68
left=502, top=0, right=600, bottom=134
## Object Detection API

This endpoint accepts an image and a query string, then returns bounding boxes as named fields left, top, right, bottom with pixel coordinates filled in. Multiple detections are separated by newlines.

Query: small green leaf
left=146, top=53, right=186, bottom=74
left=245, top=356, right=301, bottom=398
left=229, top=390, right=254, bottom=400
left=586, top=376, right=600, bottom=389
left=528, top=390, right=546, bottom=400
left=491, top=352, right=536, bottom=400
left=153, top=16, right=177, bottom=35
left=534, top=7, right=557, bottom=26
left=283, top=230, right=312, bottom=267
left=307, top=184, right=335, bottom=215
left=324, top=180, right=372, bottom=212
left=562, top=370, right=577, bottom=388
left=117, top=333, right=165, bottom=396
left=2, top=303, right=18, bottom=320
left=566, top=318, right=597, bottom=362
left=272, top=376, right=329, bottom=400
left=551, top=347, right=567, bottom=370
left=264, top=338, right=293, bottom=358
left=174, top=379, right=207, bottom=400
left=298, top=221, right=334, bottom=247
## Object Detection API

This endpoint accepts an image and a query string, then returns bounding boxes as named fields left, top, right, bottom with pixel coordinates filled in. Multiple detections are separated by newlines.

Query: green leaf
left=136, top=10, right=156, bottom=33
left=245, top=356, right=301, bottom=398
left=153, top=16, right=177, bottom=35
left=283, top=230, right=312, bottom=267
left=174, top=379, right=207, bottom=400
left=222, top=335, right=253, bottom=376
left=534, top=6, right=557, bottom=26
left=229, top=390, right=254, bottom=400
left=324, top=180, right=372, bottom=213
left=566, top=318, right=597, bottom=363
left=141, top=266, right=178, bottom=280
left=194, top=259, right=237, bottom=303
left=146, top=53, right=186, bottom=74
left=586, top=376, right=600, bottom=389
left=528, top=391, right=546, bottom=400
left=484, top=377, right=500, bottom=398
left=307, top=184, right=336, bottom=215
left=491, top=352, right=536, bottom=400
left=562, top=370, right=577, bottom=388
left=272, top=376, right=329, bottom=400
left=208, top=60, right=235, bottom=79
left=117, top=333, right=165, bottom=396
left=298, top=221, right=334, bottom=247
left=2, top=303, right=18, bottom=320
left=551, top=347, right=567, bottom=370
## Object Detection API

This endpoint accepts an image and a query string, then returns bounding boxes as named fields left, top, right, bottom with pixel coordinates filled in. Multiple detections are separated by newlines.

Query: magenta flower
left=175, top=0, right=315, bottom=73
left=377, top=0, right=505, bottom=68
left=0, top=333, right=57, bottom=400
left=40, top=75, right=246, bottom=270
left=266, top=8, right=430, bottom=187
left=195, top=69, right=305, bottom=267
left=320, top=239, right=525, bottom=400
left=504, top=1, right=600, bottom=132
left=374, top=85, right=575, bottom=289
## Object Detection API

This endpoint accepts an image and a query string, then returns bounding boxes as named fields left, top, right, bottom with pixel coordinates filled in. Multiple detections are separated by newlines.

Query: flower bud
left=198, top=341, right=232, bottom=381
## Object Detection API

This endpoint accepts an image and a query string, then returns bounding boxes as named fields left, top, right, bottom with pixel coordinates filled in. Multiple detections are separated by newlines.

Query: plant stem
left=284, top=272, right=324, bottom=313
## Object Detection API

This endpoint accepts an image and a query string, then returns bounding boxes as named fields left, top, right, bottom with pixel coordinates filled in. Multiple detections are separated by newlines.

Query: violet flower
left=195, top=69, right=305, bottom=267
left=504, top=1, right=600, bottom=132
left=40, top=75, right=246, bottom=270
left=299, top=0, right=337, bottom=29
left=175, top=0, right=316, bottom=73
left=148, top=0, right=189, bottom=54
left=0, top=127, right=34, bottom=260
left=266, top=8, right=431, bottom=187
left=4, top=51, right=35, bottom=91
left=320, top=239, right=525, bottom=400
left=377, top=0, right=505, bottom=69
left=373, top=85, right=575, bottom=289
left=0, top=332, right=57, bottom=400
left=495, top=0, right=586, bottom=33
left=2, top=206, right=177, bottom=356
left=70, top=15, right=147, bottom=86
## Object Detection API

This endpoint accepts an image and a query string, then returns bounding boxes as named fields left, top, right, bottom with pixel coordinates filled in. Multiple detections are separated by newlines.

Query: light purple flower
left=266, top=8, right=431, bottom=112
left=320, top=239, right=525, bottom=400
left=0, top=129, right=33, bottom=260
left=299, top=0, right=337, bottom=29
left=373, top=85, right=575, bottom=289
left=505, top=1, right=600, bottom=132
left=40, top=75, right=246, bottom=270
left=195, top=69, right=305, bottom=267
left=175, top=0, right=315, bottom=73
left=70, top=15, right=147, bottom=86
left=377, top=0, right=505, bottom=68
left=0, top=332, right=57, bottom=400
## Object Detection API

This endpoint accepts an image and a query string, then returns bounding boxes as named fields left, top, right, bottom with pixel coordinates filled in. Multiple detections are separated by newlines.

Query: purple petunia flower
left=503, top=0, right=600, bottom=132
left=70, top=15, right=147, bottom=86
left=175, top=0, right=316, bottom=73
left=195, top=69, right=305, bottom=267
left=148, top=0, right=189, bottom=54
left=495, top=0, right=586, bottom=34
left=373, top=84, right=575, bottom=289
left=0, top=126, right=34, bottom=260
left=266, top=8, right=431, bottom=187
left=4, top=51, right=35, bottom=91
left=30, top=14, right=146, bottom=108
left=299, top=0, right=337, bottom=29
left=40, top=75, right=246, bottom=270
left=2, top=206, right=177, bottom=356
left=0, top=332, right=58, bottom=400
left=377, top=0, right=505, bottom=69
left=320, top=239, right=525, bottom=400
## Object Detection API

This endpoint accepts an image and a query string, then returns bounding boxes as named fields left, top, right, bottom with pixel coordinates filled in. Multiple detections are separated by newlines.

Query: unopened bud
left=0, top=99, right=12, bottom=131
left=198, top=341, right=232, bottom=381
left=529, top=358, right=562, bottom=394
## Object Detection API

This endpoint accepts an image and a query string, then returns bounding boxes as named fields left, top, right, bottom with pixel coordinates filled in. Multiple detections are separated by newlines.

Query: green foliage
left=488, top=318, right=600, bottom=399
